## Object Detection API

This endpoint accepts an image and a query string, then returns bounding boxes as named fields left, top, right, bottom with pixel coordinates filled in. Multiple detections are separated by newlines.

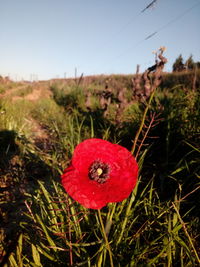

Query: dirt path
left=0, top=81, right=52, bottom=143
left=0, top=83, right=28, bottom=99
left=0, top=81, right=52, bottom=101
left=25, top=84, right=52, bottom=143
left=24, top=84, right=52, bottom=143
left=13, top=83, right=52, bottom=102
left=26, top=117, right=49, bottom=140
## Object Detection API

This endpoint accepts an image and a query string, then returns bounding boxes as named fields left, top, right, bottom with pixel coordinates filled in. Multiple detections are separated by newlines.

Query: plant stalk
left=98, top=209, right=114, bottom=267
left=131, top=90, right=155, bottom=155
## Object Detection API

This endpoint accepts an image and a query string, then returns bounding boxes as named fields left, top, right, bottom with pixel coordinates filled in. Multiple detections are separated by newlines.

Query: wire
left=143, top=0, right=200, bottom=41
left=145, top=31, right=157, bottom=40
left=94, top=0, right=161, bottom=53
left=109, top=0, right=200, bottom=64
left=114, top=0, right=159, bottom=36
left=141, top=0, right=158, bottom=13
left=83, top=1, right=199, bottom=76
left=89, top=1, right=161, bottom=73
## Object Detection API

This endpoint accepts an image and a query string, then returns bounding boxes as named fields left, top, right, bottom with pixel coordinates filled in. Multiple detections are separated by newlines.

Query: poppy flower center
left=88, top=160, right=110, bottom=184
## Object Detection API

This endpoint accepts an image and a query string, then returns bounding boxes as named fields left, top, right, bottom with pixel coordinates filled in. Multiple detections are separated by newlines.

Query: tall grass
left=0, top=70, right=200, bottom=266
left=0, top=99, right=33, bottom=139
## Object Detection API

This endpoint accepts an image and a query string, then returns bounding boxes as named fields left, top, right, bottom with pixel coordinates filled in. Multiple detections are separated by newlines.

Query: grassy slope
left=0, top=70, right=200, bottom=266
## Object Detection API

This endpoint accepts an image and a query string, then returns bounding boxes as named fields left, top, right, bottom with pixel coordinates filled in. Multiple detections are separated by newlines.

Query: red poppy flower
left=61, top=138, right=138, bottom=209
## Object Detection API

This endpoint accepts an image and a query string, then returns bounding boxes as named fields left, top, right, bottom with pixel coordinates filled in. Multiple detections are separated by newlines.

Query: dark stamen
left=88, top=160, right=110, bottom=184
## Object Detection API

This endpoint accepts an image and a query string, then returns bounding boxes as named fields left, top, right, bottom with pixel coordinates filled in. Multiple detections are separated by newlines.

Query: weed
left=0, top=68, right=200, bottom=266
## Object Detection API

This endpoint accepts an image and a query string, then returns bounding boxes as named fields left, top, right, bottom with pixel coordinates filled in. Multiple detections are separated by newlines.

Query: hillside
left=0, top=68, right=200, bottom=266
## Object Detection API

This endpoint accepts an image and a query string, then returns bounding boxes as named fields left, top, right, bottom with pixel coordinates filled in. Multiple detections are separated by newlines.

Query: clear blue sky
left=1, top=0, right=200, bottom=81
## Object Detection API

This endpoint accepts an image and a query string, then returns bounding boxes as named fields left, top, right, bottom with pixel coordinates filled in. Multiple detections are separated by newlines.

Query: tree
left=172, top=54, right=185, bottom=72
left=196, top=61, right=200, bottom=69
left=185, top=55, right=195, bottom=70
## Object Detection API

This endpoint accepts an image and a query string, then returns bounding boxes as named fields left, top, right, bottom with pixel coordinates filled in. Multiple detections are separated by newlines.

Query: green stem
left=105, top=203, right=116, bottom=236
left=116, top=191, right=136, bottom=246
left=172, top=203, right=200, bottom=264
left=98, top=209, right=114, bottom=267
left=131, top=90, right=155, bottom=155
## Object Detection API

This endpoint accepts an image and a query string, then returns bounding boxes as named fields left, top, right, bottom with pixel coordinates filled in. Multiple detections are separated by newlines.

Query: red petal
left=61, top=138, right=138, bottom=209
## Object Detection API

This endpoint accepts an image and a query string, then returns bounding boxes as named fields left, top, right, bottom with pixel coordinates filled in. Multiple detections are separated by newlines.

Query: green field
left=0, top=68, right=200, bottom=266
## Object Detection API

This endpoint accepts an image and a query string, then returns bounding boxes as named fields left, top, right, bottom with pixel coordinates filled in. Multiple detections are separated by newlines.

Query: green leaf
left=31, top=244, right=42, bottom=266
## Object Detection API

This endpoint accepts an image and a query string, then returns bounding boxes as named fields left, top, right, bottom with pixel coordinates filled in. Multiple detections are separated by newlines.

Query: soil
left=0, top=82, right=52, bottom=142
left=0, top=81, right=54, bottom=264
